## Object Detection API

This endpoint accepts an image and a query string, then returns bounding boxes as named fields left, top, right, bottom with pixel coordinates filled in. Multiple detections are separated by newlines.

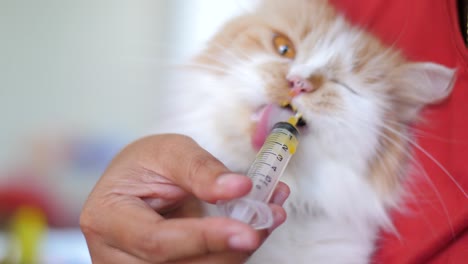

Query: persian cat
left=155, top=0, right=455, bottom=263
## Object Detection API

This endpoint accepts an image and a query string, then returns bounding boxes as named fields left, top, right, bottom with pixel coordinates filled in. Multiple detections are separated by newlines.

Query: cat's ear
left=391, top=62, right=456, bottom=121
left=397, top=62, right=456, bottom=104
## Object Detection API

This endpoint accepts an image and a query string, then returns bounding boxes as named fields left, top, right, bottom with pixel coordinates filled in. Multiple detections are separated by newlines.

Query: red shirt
left=329, top=0, right=468, bottom=263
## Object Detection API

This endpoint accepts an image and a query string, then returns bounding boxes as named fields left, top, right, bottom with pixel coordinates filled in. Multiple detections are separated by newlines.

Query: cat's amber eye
left=272, top=35, right=296, bottom=59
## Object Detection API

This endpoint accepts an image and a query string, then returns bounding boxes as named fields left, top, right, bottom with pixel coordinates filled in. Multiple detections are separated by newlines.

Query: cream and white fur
left=154, top=0, right=455, bottom=263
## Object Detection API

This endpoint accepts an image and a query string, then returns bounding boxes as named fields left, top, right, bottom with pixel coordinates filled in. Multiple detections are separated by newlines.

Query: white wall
left=0, top=0, right=170, bottom=167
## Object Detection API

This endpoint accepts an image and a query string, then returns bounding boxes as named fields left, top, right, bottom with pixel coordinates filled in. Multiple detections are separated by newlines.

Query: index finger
left=111, top=134, right=253, bottom=203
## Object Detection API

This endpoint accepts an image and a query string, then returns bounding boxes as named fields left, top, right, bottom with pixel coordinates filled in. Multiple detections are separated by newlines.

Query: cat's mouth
left=251, top=103, right=306, bottom=150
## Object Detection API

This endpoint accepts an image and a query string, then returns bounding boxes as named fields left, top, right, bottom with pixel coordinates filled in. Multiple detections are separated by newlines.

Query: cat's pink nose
left=287, top=75, right=315, bottom=97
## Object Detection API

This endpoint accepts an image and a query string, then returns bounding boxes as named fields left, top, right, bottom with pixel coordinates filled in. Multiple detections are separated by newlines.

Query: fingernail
left=228, top=232, right=256, bottom=251
left=271, top=190, right=289, bottom=206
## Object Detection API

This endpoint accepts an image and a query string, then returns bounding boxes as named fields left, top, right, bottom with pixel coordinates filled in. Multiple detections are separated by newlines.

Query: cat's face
left=178, top=0, right=454, bottom=199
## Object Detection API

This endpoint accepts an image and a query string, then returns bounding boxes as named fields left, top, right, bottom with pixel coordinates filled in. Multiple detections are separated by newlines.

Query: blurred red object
left=0, top=170, right=71, bottom=227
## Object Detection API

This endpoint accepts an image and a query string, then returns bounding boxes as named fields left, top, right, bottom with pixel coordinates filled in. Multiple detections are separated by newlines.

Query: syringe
left=217, top=114, right=300, bottom=229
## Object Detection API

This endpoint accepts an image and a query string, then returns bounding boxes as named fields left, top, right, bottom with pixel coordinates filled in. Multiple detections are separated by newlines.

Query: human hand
left=80, top=134, right=290, bottom=264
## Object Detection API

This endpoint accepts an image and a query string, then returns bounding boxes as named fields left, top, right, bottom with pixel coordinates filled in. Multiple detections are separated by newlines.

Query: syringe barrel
left=217, top=122, right=299, bottom=229
left=244, top=122, right=299, bottom=202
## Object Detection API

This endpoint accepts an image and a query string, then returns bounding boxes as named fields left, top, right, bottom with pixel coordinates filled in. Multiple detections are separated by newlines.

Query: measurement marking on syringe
left=277, top=131, right=290, bottom=137
left=252, top=172, right=267, bottom=178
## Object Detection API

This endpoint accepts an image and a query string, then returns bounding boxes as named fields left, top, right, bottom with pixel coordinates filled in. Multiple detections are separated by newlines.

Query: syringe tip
left=287, top=113, right=302, bottom=127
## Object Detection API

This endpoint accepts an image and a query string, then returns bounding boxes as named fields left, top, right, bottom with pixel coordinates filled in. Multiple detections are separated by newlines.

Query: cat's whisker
left=178, top=61, right=250, bottom=78
left=350, top=114, right=460, bottom=237
left=353, top=133, right=446, bottom=232
left=330, top=115, right=404, bottom=233
left=377, top=121, right=467, bottom=199
left=184, top=46, right=260, bottom=76
left=330, top=112, right=408, bottom=184
left=401, top=150, right=456, bottom=238
left=208, top=41, right=253, bottom=63
left=362, top=95, right=460, bottom=143
left=178, top=61, right=233, bottom=74
left=377, top=124, right=465, bottom=238
left=355, top=113, right=460, bottom=195
left=211, top=37, right=256, bottom=61
left=186, top=48, right=257, bottom=78
left=381, top=118, right=458, bottom=143
left=176, top=60, right=265, bottom=93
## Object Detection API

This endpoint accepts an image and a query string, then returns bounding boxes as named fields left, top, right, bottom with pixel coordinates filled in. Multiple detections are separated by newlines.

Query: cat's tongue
left=251, top=104, right=295, bottom=150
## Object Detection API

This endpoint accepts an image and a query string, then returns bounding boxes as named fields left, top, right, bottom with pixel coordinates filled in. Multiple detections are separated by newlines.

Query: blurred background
left=0, top=0, right=252, bottom=262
